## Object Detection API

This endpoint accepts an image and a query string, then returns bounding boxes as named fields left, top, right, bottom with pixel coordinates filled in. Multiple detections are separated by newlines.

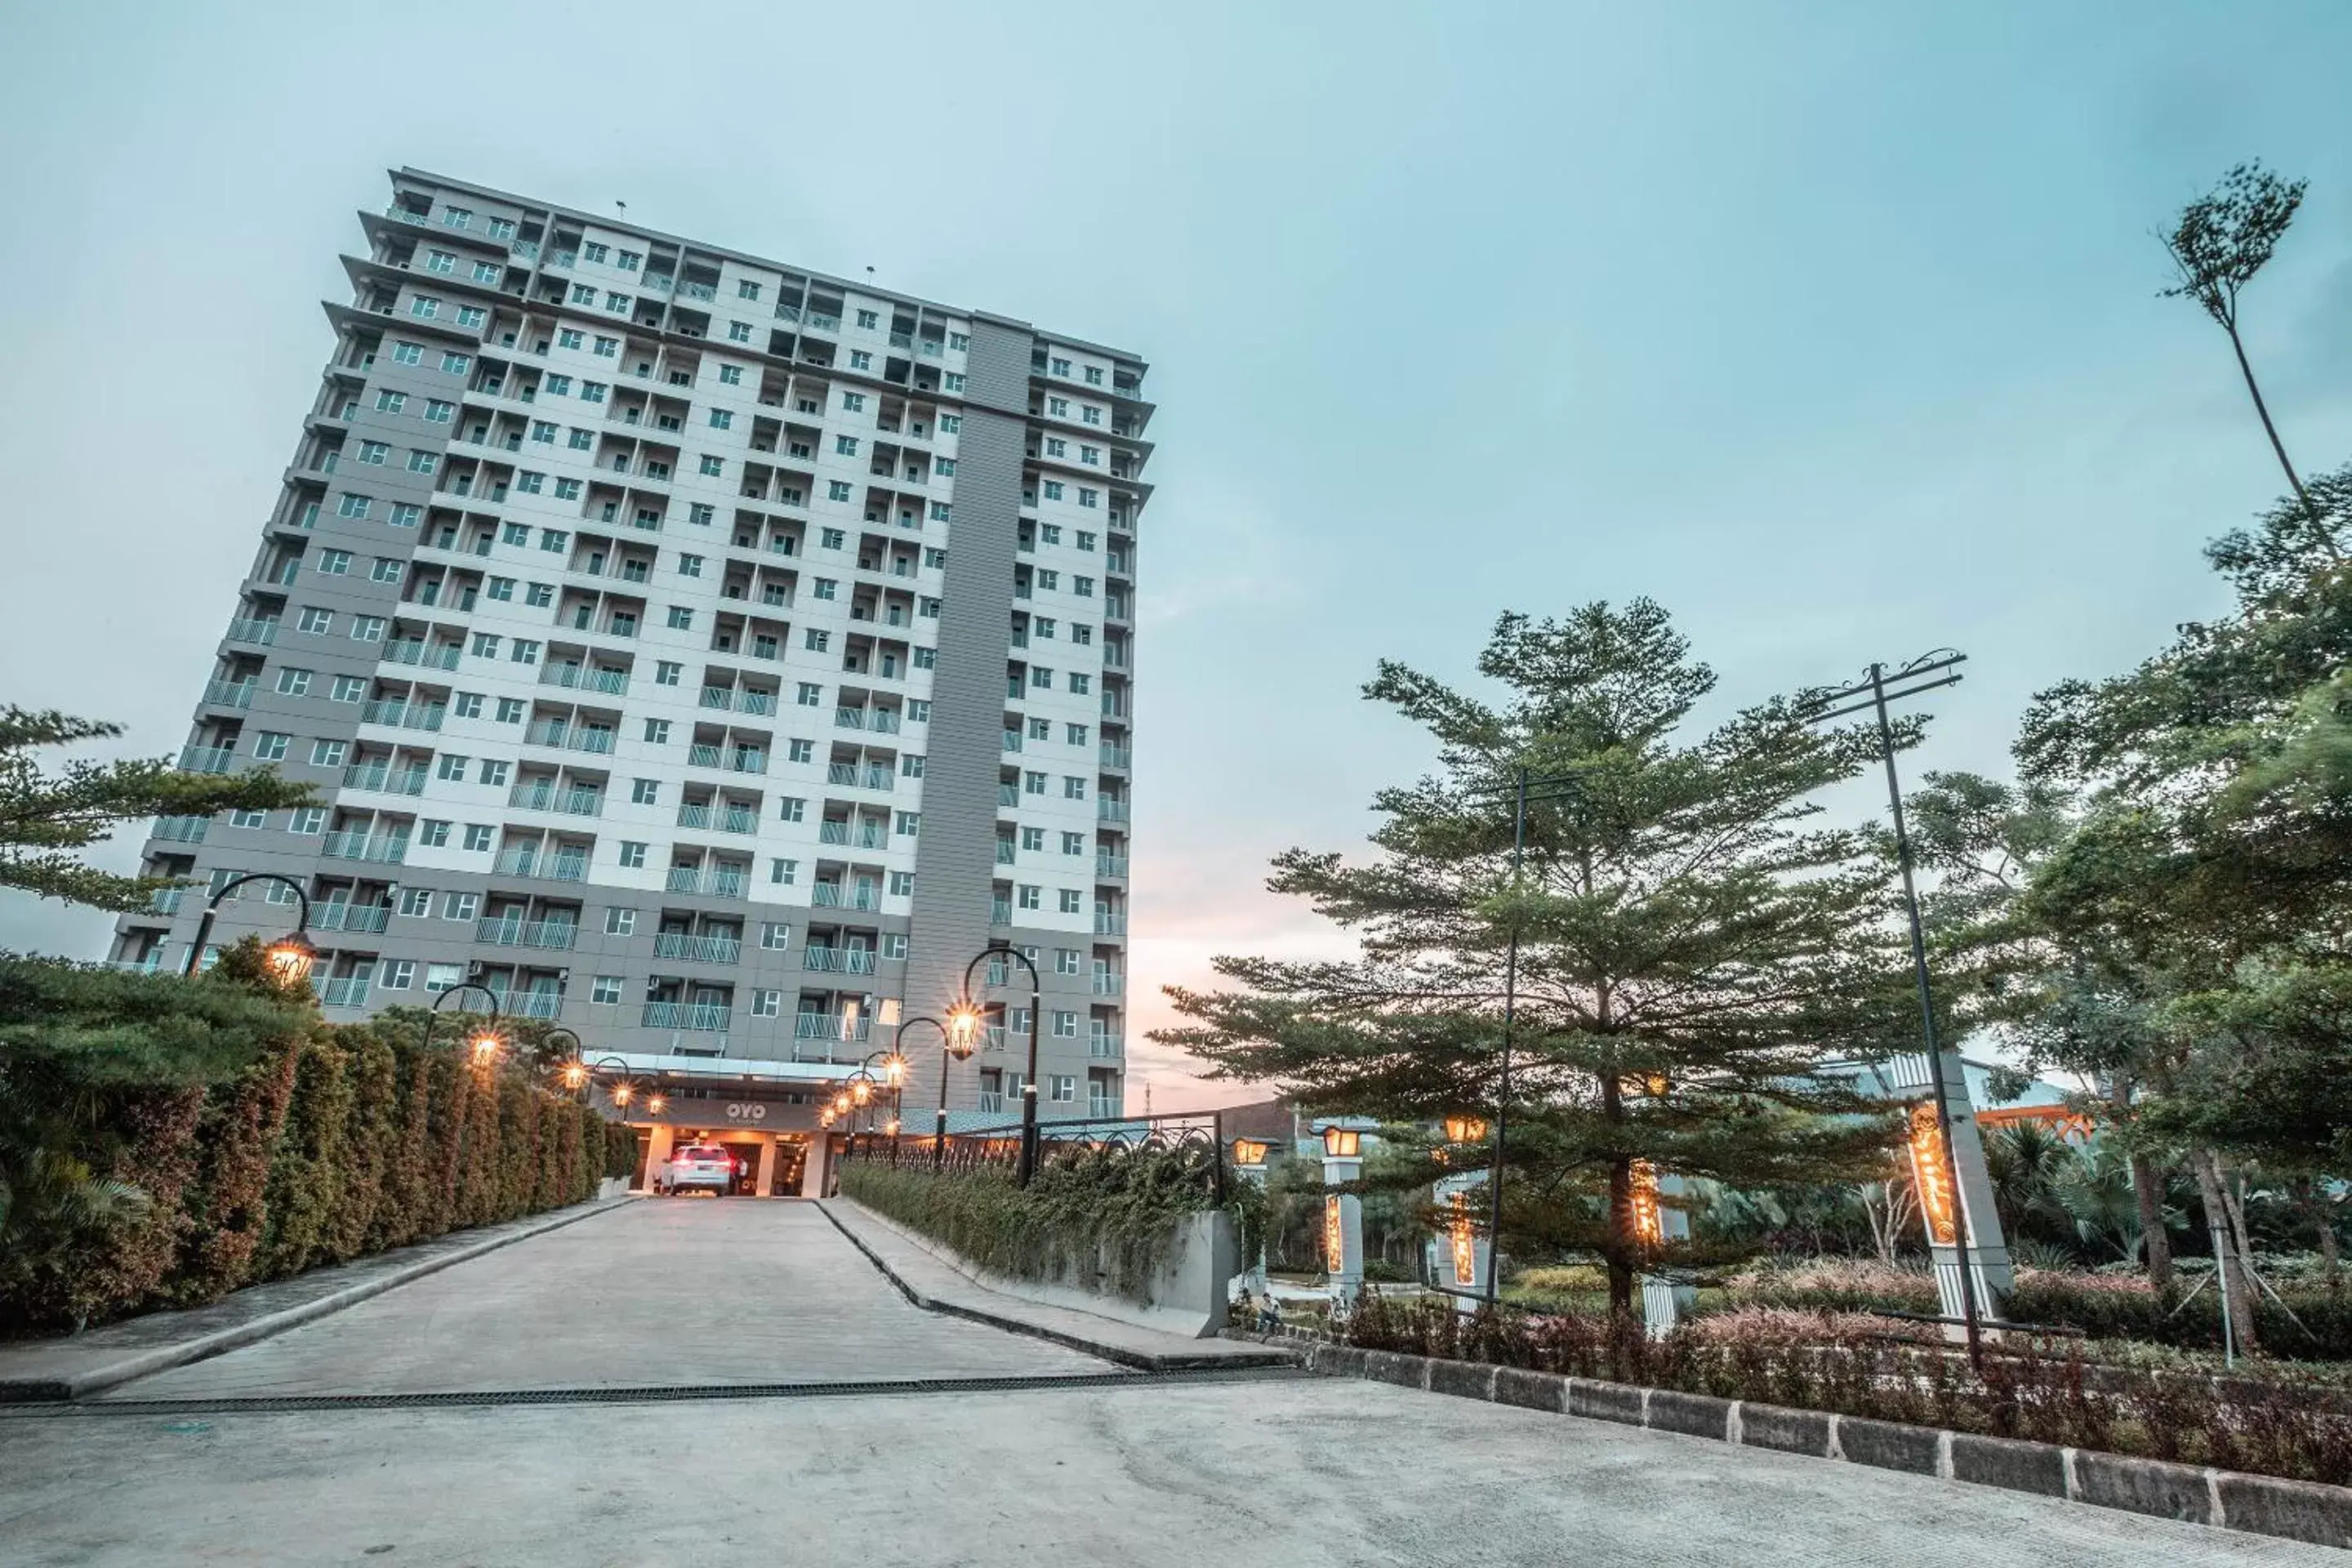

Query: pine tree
left=1157, top=602, right=1913, bottom=1310
left=0, top=708, right=313, bottom=913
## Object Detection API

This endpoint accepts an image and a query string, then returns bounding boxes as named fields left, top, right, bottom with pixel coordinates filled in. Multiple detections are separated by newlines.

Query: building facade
left=110, top=168, right=1148, bottom=1170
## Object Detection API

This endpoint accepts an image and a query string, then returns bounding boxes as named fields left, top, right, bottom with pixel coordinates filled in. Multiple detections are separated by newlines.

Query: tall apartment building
left=111, top=169, right=1148, bottom=1175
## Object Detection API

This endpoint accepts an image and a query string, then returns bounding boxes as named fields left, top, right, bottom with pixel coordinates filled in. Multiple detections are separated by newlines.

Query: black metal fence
left=840, top=1111, right=1228, bottom=1204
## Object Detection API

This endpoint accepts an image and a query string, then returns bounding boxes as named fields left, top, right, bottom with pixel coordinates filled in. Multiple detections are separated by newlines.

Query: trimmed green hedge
left=840, top=1145, right=1226, bottom=1303
left=0, top=952, right=620, bottom=1335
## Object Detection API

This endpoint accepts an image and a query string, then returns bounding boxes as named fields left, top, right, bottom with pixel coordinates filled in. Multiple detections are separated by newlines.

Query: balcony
left=1098, top=800, right=1130, bottom=823
left=1095, top=853, right=1129, bottom=877
left=359, top=699, right=445, bottom=732
left=666, top=867, right=750, bottom=898
left=801, top=947, right=876, bottom=974
left=318, top=977, right=371, bottom=1008
left=227, top=616, right=279, bottom=646
left=152, top=815, right=209, bottom=844
left=794, top=1013, right=871, bottom=1044
left=1002, top=729, right=1022, bottom=754
left=811, top=884, right=879, bottom=911
left=653, top=932, right=742, bottom=964
left=978, top=1091, right=1005, bottom=1114
left=1094, top=913, right=1126, bottom=936
left=1089, top=1033, right=1122, bottom=1059
left=146, top=887, right=185, bottom=915
left=1099, top=744, right=1131, bottom=769
left=510, top=991, right=564, bottom=1020
left=995, top=842, right=1016, bottom=865
left=345, top=762, right=428, bottom=795
left=998, top=784, right=1020, bottom=807
left=990, top=899, right=1011, bottom=926
left=476, top=917, right=577, bottom=950
left=203, top=679, right=256, bottom=710
left=524, top=721, right=615, bottom=755
left=550, top=852, right=589, bottom=881
left=381, top=639, right=462, bottom=670
left=109, top=953, right=172, bottom=973
left=319, top=827, right=407, bottom=865
left=642, top=1001, right=732, bottom=1031
left=313, top=902, right=390, bottom=934
left=826, top=764, right=894, bottom=791
left=1091, top=973, right=1124, bottom=996
left=543, top=664, right=629, bottom=696
left=1089, top=1095, right=1118, bottom=1118
left=179, top=746, right=236, bottom=775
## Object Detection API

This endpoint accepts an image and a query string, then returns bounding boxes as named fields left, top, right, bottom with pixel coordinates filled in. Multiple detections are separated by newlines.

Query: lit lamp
left=881, top=1053, right=906, bottom=1088
left=1230, top=1137, right=1270, bottom=1169
left=1317, top=1122, right=1365, bottom=1310
left=1631, top=1158, right=1697, bottom=1338
left=612, top=1082, right=634, bottom=1108
left=852, top=1079, right=873, bottom=1107
left=1450, top=1190, right=1477, bottom=1288
left=264, top=930, right=318, bottom=987
left=1629, top=1159, right=1664, bottom=1246
left=560, top=1061, right=588, bottom=1091
left=947, top=1001, right=984, bottom=1054
left=646, top=1092, right=666, bottom=1116
left=469, top=1030, right=505, bottom=1067
left=1906, top=1101, right=1958, bottom=1246
left=1441, top=1114, right=1486, bottom=1145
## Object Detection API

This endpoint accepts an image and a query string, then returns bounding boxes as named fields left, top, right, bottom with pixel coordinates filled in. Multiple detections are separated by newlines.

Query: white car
left=659, top=1143, right=736, bottom=1196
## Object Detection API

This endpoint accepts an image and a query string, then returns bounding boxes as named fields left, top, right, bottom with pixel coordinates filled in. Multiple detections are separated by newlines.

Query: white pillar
left=1321, top=1151, right=1364, bottom=1309
left=1639, top=1171, right=1695, bottom=1337
left=644, top=1124, right=674, bottom=1193
left=1433, top=1173, right=1490, bottom=1313
left=803, top=1132, right=833, bottom=1200
left=755, top=1136, right=779, bottom=1197
left=1919, top=1065, right=2016, bottom=1338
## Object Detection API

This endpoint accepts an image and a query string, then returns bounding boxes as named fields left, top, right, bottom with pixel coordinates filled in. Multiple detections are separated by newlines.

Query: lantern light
left=470, top=1031, right=503, bottom=1067
left=560, top=1061, right=587, bottom=1089
left=1442, top=1115, right=1486, bottom=1145
left=1906, top=1101, right=1959, bottom=1246
left=1629, top=1159, right=1665, bottom=1247
left=647, top=1093, right=667, bottom=1116
left=1230, top=1137, right=1271, bottom=1168
left=264, top=931, right=318, bottom=986
left=881, top=1053, right=907, bottom=1088
left=1321, top=1125, right=1361, bottom=1159
left=946, top=1001, right=985, bottom=1058
left=612, top=1083, right=633, bottom=1107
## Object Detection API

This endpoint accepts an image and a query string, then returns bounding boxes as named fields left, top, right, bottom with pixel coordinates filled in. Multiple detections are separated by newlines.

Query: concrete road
left=103, top=1198, right=1115, bottom=1398
left=3, top=1376, right=2335, bottom=1566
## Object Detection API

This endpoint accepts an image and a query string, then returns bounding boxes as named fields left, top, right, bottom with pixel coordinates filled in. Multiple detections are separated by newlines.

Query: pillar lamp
left=1317, top=1122, right=1365, bottom=1311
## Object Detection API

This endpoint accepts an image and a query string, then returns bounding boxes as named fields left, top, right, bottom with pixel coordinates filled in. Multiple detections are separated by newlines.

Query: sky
left=2, top=2, right=2350, bottom=1111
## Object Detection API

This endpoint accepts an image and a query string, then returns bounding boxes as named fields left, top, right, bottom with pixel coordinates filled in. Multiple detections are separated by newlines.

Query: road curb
left=0, top=1196, right=639, bottom=1404
left=817, top=1200, right=1298, bottom=1374
left=1280, top=1340, right=2352, bottom=1551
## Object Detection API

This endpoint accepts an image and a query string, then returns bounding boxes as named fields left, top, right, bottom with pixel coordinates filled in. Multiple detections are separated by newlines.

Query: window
left=410, top=295, right=442, bottom=319
left=1080, top=446, right=1101, bottom=466
left=1066, top=724, right=1088, bottom=746
left=949, top=332, right=969, bottom=351
left=392, top=341, right=423, bottom=366
left=479, top=760, right=508, bottom=786
left=617, top=841, right=648, bottom=869
left=896, top=811, right=920, bottom=836
left=718, top=363, right=743, bottom=385
left=495, top=697, right=526, bottom=723
left=554, top=478, right=581, bottom=500
left=580, top=382, right=606, bottom=403
left=582, top=242, right=609, bottom=264
left=595, top=336, right=618, bottom=357
left=819, top=528, right=844, bottom=550
left=1054, top=1010, right=1080, bottom=1037
left=372, top=558, right=403, bottom=583
left=737, top=279, right=762, bottom=300
left=769, top=858, right=798, bottom=885
left=530, top=421, right=557, bottom=443
left=425, top=399, right=454, bottom=424
left=443, top=891, right=479, bottom=920
left=835, top=435, right=858, bottom=456
left=471, top=632, right=501, bottom=658
left=546, top=375, right=572, bottom=397
left=1045, top=438, right=1067, bottom=458
left=889, top=871, right=914, bottom=895
left=331, top=675, right=367, bottom=702
left=568, top=428, right=593, bottom=451
left=292, top=806, right=328, bottom=835
left=1058, top=889, right=1083, bottom=914
left=901, top=755, right=925, bottom=777
left=856, top=309, right=880, bottom=329
left=812, top=578, right=837, bottom=600
left=1018, top=884, right=1041, bottom=910
left=604, top=292, right=630, bottom=312
left=315, top=741, right=349, bottom=769
left=357, top=442, right=390, bottom=466
left=441, top=350, right=471, bottom=375
left=539, top=528, right=568, bottom=552
left=381, top=960, right=415, bottom=991
left=1043, top=481, right=1064, bottom=501
left=840, top=391, right=865, bottom=412
left=617, top=250, right=641, bottom=270
left=297, top=607, right=332, bottom=634
left=559, top=328, right=585, bottom=350
left=909, top=700, right=931, bottom=721
left=1078, top=488, right=1099, bottom=509
left=666, top=606, right=694, bottom=630
left=751, top=989, right=782, bottom=1018
left=1020, top=825, right=1046, bottom=852
left=698, top=455, right=724, bottom=475
left=804, top=630, right=829, bottom=653
left=453, top=692, right=485, bottom=719
left=525, top=581, right=554, bottom=608
left=1071, top=625, right=1092, bottom=646
left=850, top=350, right=873, bottom=371
left=727, top=321, right=752, bottom=343
left=786, top=738, right=814, bottom=763
left=827, top=480, right=853, bottom=502
left=912, top=646, right=938, bottom=670
left=1063, top=776, right=1089, bottom=800
left=390, top=504, right=421, bottom=528
left=1076, top=531, right=1096, bottom=551
left=605, top=906, right=636, bottom=935
left=419, top=819, right=451, bottom=848
left=1031, top=668, right=1054, bottom=691
left=1084, top=367, right=1104, bottom=385
left=1070, top=673, right=1091, bottom=695
left=1050, top=357, right=1072, bottom=376
left=1049, top=1074, right=1076, bottom=1103
left=399, top=887, right=434, bottom=917
left=1028, top=716, right=1051, bottom=740
left=424, top=963, right=464, bottom=993
left=1075, top=576, right=1096, bottom=597
left=1038, top=569, right=1060, bottom=591
left=276, top=667, right=312, bottom=696
left=795, top=682, right=822, bottom=706
left=461, top=824, right=493, bottom=852
left=435, top=753, right=470, bottom=781
left=228, top=808, right=266, bottom=830
left=456, top=305, right=486, bottom=329
left=653, top=661, right=682, bottom=687
left=591, top=975, right=623, bottom=1004
left=777, top=796, right=806, bottom=823
left=882, top=933, right=909, bottom=960
left=643, top=719, right=670, bottom=743
left=501, top=522, right=530, bottom=546
left=689, top=503, right=714, bottom=525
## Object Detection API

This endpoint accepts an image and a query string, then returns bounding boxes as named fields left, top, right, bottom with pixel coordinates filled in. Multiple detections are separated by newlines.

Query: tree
left=0, top=708, right=312, bottom=913
left=1156, top=602, right=1911, bottom=1312
left=2160, top=162, right=2320, bottom=528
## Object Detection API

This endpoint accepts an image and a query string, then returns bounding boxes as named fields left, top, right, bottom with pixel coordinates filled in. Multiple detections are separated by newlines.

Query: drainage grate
left=21, top=1365, right=1316, bottom=1417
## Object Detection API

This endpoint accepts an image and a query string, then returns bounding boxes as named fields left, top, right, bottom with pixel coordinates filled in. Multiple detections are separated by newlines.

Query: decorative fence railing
left=838, top=1111, right=1228, bottom=1203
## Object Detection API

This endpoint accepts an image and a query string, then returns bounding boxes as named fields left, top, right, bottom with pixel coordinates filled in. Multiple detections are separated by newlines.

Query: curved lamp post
left=960, top=939, right=1043, bottom=1185
left=591, top=1054, right=662, bottom=1116
left=898, top=1013, right=976, bottom=1169
left=180, top=872, right=317, bottom=984
left=544, top=1027, right=588, bottom=1097
left=420, top=982, right=505, bottom=1063
left=858, top=1048, right=908, bottom=1140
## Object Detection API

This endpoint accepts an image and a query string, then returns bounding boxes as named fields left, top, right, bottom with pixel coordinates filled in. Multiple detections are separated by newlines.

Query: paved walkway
left=100, top=1198, right=1116, bottom=1399
left=4, top=1376, right=2334, bottom=1566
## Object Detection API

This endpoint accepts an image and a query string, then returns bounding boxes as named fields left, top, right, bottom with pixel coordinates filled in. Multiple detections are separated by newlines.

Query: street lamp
left=960, top=939, right=1043, bottom=1185
left=1441, top=1115, right=1487, bottom=1146
left=543, top=1027, right=587, bottom=1096
left=1321, top=1125, right=1362, bottom=1158
left=181, top=872, right=316, bottom=981
left=1231, top=1137, right=1271, bottom=1169
left=420, top=982, right=503, bottom=1061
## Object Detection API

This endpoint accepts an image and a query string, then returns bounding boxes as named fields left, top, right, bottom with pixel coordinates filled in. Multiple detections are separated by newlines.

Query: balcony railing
left=1098, top=800, right=1130, bottom=823
left=345, top=762, right=429, bottom=795
left=653, top=933, right=742, bottom=964
left=321, top=831, right=407, bottom=863
left=801, top=947, right=876, bottom=974
left=810, top=884, right=880, bottom=911
left=1091, top=973, right=1124, bottom=996
left=359, top=699, right=446, bottom=732
left=543, top=664, right=629, bottom=696
left=318, top=977, right=372, bottom=1008
left=1095, top=853, right=1129, bottom=877
left=1002, top=729, right=1022, bottom=754
left=381, top=639, right=462, bottom=670
left=1099, top=745, right=1131, bottom=769
left=179, top=746, right=236, bottom=774
left=226, top=617, right=279, bottom=646
left=643, top=1001, right=732, bottom=1031
left=109, top=953, right=172, bottom=973
left=476, top=917, right=577, bottom=949
left=794, top=1013, right=871, bottom=1043
left=990, top=899, right=1011, bottom=926
left=146, top=887, right=185, bottom=915
left=998, top=784, right=1019, bottom=807
left=153, top=815, right=209, bottom=844
left=1094, top=912, right=1127, bottom=935
left=313, top=902, right=390, bottom=934
left=524, top=721, right=616, bottom=755
left=1089, top=1034, right=1123, bottom=1058
left=665, top=868, right=750, bottom=898
left=995, top=842, right=1016, bottom=864
left=510, top=991, right=564, bottom=1019
left=203, top=679, right=256, bottom=710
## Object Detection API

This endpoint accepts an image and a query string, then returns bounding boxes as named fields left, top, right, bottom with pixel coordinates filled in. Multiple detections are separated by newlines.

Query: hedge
left=0, top=953, right=621, bottom=1336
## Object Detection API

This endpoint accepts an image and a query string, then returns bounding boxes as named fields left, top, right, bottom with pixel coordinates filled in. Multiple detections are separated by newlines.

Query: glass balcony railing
left=203, top=679, right=256, bottom=710
left=152, top=815, right=209, bottom=844
left=793, top=1013, right=871, bottom=1042
left=643, top=1001, right=732, bottom=1031
left=1096, top=853, right=1129, bottom=877
left=1091, top=973, right=1124, bottom=996
left=313, top=902, right=390, bottom=934
left=996, top=842, right=1017, bottom=864
left=179, top=746, right=236, bottom=774
left=476, top=917, right=577, bottom=949
left=1089, top=1035, right=1122, bottom=1059
left=1094, top=912, right=1127, bottom=935
left=318, top=977, right=372, bottom=1008
left=227, top=617, right=279, bottom=647
left=1098, top=800, right=1130, bottom=823
left=653, top=933, right=742, bottom=964
left=800, top=947, right=875, bottom=974
left=990, top=899, right=1011, bottom=926
left=998, top=784, right=1020, bottom=807
left=1099, top=745, right=1131, bottom=769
